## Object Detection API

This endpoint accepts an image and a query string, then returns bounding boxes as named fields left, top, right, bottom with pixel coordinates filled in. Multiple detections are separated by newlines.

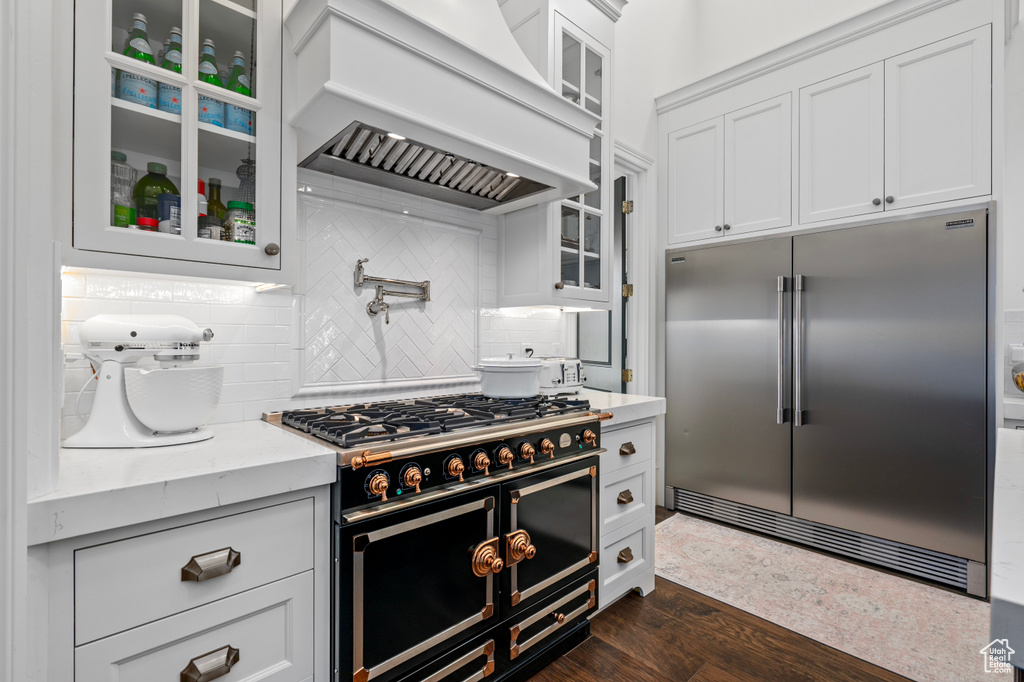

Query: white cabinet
left=799, top=26, right=991, bottom=223
left=667, top=119, right=723, bottom=244
left=498, top=6, right=617, bottom=309
left=884, top=26, right=992, bottom=210
left=799, top=63, right=885, bottom=223
left=70, top=0, right=287, bottom=281
left=667, top=94, right=791, bottom=244
left=724, top=95, right=792, bottom=235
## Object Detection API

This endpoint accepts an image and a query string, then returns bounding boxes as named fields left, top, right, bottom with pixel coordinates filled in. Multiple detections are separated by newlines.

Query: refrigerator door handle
left=777, top=276, right=787, bottom=424
left=794, top=274, right=805, bottom=426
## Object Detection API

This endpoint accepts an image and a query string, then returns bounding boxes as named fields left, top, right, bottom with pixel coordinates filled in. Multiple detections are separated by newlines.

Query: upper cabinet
left=667, top=94, right=791, bottom=244
left=801, top=26, right=991, bottom=223
left=884, top=27, right=992, bottom=211
left=661, top=5, right=995, bottom=247
left=70, top=0, right=286, bottom=281
left=497, top=3, right=617, bottom=309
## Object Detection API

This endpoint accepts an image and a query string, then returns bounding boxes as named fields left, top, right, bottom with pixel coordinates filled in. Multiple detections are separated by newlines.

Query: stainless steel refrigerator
left=665, top=209, right=990, bottom=595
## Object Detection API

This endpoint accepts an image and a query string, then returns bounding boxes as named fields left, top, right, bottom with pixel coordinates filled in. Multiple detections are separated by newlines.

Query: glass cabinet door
left=73, top=0, right=282, bottom=273
left=553, top=17, right=610, bottom=302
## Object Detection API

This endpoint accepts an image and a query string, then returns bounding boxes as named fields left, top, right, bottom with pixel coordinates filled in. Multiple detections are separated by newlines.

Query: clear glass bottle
left=158, top=27, right=183, bottom=114
left=116, top=13, right=157, bottom=109
left=225, top=201, right=256, bottom=245
left=133, top=162, right=179, bottom=221
left=110, top=151, right=136, bottom=227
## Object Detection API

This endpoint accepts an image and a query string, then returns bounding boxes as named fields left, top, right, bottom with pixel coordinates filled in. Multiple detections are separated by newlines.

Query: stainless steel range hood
left=285, top=0, right=598, bottom=214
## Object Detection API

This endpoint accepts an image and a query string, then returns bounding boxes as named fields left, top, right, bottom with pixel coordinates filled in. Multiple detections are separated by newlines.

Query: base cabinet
left=595, top=418, right=656, bottom=609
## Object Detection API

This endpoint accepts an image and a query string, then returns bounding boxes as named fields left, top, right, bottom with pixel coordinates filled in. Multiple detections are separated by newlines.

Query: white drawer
left=75, top=498, right=314, bottom=645
left=599, top=517, right=653, bottom=605
left=600, top=420, right=654, bottom=476
left=76, top=571, right=314, bottom=682
left=600, top=462, right=653, bottom=536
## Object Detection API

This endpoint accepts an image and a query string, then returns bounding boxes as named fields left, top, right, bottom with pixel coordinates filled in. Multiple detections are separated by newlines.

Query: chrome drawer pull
left=617, top=547, right=634, bottom=564
left=180, top=645, right=239, bottom=682
left=619, top=442, right=636, bottom=456
left=181, top=547, right=241, bottom=582
left=616, top=490, right=634, bottom=505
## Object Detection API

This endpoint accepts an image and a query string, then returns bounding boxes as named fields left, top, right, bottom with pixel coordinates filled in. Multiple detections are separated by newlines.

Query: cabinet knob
left=723, top=224, right=731, bottom=231
left=264, top=242, right=281, bottom=256
left=554, top=281, right=565, bottom=290
left=885, top=196, right=895, bottom=204
left=872, top=198, right=882, bottom=206
left=714, top=225, right=723, bottom=232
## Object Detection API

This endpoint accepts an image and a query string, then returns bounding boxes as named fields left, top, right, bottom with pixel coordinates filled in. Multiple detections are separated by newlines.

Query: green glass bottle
left=116, top=13, right=158, bottom=108
left=207, top=178, right=227, bottom=221
left=158, top=27, right=183, bottom=114
left=226, top=51, right=251, bottom=96
left=198, top=39, right=222, bottom=86
left=133, top=162, right=179, bottom=221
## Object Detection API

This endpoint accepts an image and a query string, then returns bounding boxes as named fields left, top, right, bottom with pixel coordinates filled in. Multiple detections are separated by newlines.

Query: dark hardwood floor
left=529, top=508, right=909, bottom=682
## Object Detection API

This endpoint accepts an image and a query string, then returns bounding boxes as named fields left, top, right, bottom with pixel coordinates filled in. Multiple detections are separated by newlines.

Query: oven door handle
left=505, top=530, right=537, bottom=567
left=471, top=538, right=504, bottom=577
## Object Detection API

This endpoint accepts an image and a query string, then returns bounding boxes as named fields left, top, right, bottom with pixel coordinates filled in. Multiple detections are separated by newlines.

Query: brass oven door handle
left=422, top=640, right=495, bottom=682
left=616, top=490, right=633, bottom=505
left=505, top=529, right=537, bottom=567
left=471, top=538, right=504, bottom=577
left=181, top=548, right=241, bottom=582
left=617, top=547, right=634, bottom=564
left=180, top=645, right=239, bottom=682
left=619, top=442, right=636, bottom=456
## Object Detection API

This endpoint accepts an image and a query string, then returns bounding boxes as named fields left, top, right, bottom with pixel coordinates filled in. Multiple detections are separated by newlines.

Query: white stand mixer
left=64, top=314, right=221, bottom=449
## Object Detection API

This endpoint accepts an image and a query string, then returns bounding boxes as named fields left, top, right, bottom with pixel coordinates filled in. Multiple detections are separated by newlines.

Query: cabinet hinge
left=621, top=200, right=634, bottom=214
left=621, top=283, right=633, bottom=298
left=622, top=369, right=633, bottom=383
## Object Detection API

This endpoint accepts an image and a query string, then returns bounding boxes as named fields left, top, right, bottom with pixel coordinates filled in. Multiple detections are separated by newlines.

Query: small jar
left=225, top=201, right=255, bottom=245
left=137, top=217, right=159, bottom=232
left=198, top=215, right=222, bottom=240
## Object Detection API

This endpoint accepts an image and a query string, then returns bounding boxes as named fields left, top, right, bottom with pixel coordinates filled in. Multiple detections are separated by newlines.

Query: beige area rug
left=655, top=514, right=993, bottom=682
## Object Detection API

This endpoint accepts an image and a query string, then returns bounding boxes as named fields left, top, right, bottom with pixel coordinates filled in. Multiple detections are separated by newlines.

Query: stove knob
left=367, top=472, right=389, bottom=501
left=403, top=466, right=423, bottom=493
left=473, top=452, right=491, bottom=472
left=582, top=429, right=597, bottom=447
left=519, top=442, right=536, bottom=464
left=494, top=445, right=514, bottom=468
left=446, top=456, right=465, bottom=482
left=539, top=438, right=556, bottom=458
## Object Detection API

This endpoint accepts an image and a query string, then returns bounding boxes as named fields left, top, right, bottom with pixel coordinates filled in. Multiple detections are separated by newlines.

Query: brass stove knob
left=403, top=466, right=422, bottom=493
left=495, top=445, right=514, bottom=467
left=367, top=472, right=389, bottom=501
left=446, top=457, right=465, bottom=482
left=582, top=429, right=597, bottom=446
left=539, top=438, right=555, bottom=458
left=519, top=442, right=536, bottom=463
left=473, top=452, right=491, bottom=472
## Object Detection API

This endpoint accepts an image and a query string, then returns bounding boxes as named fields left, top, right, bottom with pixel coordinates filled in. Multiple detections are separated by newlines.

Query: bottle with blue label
left=158, top=27, right=183, bottom=115
left=197, top=38, right=225, bottom=127
left=225, top=51, right=254, bottom=135
left=116, top=13, right=157, bottom=109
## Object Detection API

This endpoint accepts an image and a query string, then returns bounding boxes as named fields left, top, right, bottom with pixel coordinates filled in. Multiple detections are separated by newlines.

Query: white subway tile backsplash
left=61, top=178, right=568, bottom=440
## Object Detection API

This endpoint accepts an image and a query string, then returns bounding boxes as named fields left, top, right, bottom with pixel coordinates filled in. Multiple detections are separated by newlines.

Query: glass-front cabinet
left=72, top=0, right=283, bottom=278
left=497, top=9, right=613, bottom=309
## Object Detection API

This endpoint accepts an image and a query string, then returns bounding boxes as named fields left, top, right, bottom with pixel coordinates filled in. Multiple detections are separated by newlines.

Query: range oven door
left=339, top=489, right=500, bottom=682
left=501, top=456, right=599, bottom=610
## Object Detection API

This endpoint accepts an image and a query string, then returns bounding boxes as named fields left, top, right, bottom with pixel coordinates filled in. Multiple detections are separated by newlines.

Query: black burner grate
left=279, top=393, right=590, bottom=448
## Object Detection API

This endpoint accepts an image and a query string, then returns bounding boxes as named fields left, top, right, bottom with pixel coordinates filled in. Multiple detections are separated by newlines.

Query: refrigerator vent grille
left=671, top=488, right=969, bottom=590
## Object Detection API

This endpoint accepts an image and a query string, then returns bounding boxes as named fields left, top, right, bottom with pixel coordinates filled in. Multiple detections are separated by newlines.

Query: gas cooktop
left=269, top=394, right=592, bottom=450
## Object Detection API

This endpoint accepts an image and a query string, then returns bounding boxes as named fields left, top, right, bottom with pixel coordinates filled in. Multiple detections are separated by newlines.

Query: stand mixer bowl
left=124, top=365, right=224, bottom=433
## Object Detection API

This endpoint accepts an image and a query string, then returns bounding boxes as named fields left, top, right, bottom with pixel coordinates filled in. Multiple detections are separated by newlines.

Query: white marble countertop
left=28, top=421, right=337, bottom=546
left=991, top=428, right=1024, bottom=653
left=577, top=389, right=666, bottom=426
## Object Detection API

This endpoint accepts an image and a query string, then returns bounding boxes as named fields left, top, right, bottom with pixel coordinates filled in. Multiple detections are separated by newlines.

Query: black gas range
left=265, top=394, right=613, bottom=682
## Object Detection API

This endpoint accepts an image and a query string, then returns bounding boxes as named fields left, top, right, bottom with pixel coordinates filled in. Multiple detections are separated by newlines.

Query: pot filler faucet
left=355, top=258, right=430, bottom=324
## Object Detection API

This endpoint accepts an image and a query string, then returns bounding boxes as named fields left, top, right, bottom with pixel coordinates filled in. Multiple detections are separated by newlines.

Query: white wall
left=613, top=0, right=892, bottom=157
left=1004, top=21, right=1024, bottom=311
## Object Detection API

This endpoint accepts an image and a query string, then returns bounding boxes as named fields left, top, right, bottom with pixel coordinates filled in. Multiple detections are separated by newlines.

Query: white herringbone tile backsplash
left=59, top=172, right=568, bottom=437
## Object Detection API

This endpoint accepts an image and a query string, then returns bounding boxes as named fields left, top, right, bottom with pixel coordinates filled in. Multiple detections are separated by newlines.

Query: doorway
left=577, top=175, right=628, bottom=392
